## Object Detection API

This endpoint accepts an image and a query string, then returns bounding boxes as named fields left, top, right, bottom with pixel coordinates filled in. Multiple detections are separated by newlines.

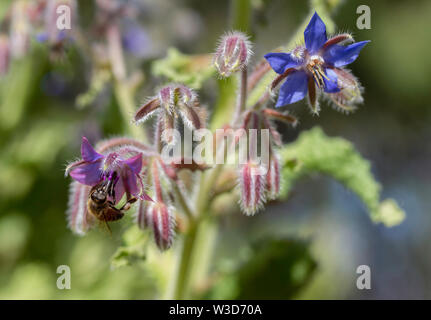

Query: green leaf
left=151, top=48, right=214, bottom=89
left=280, top=127, right=405, bottom=226
left=206, top=238, right=317, bottom=299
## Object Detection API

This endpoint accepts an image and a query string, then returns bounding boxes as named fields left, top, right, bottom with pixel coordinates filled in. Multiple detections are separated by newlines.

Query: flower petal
left=134, top=98, right=161, bottom=123
left=264, top=52, right=301, bottom=74
left=114, top=180, right=125, bottom=203
left=323, top=68, right=340, bottom=93
left=81, top=137, right=103, bottom=162
left=69, top=160, right=103, bottom=186
left=276, top=71, right=309, bottom=107
left=323, top=40, right=370, bottom=67
left=121, top=166, right=140, bottom=198
left=304, top=12, right=327, bottom=54
left=123, top=153, right=143, bottom=175
left=179, top=106, right=203, bottom=130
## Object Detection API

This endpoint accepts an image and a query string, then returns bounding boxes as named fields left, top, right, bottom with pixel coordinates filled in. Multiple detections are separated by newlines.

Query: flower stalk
left=233, top=68, right=248, bottom=124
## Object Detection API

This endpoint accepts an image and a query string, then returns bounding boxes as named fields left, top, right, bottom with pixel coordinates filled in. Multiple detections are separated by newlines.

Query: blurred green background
left=0, top=0, right=430, bottom=299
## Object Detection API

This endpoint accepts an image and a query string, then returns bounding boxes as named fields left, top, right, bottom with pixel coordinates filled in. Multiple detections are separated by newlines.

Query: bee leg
left=119, top=197, right=137, bottom=211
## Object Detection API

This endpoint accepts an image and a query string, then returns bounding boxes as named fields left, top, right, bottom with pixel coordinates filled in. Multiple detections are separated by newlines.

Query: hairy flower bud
left=213, top=31, right=252, bottom=77
left=266, top=152, right=281, bottom=200
left=137, top=200, right=175, bottom=251
left=238, top=161, right=266, bottom=216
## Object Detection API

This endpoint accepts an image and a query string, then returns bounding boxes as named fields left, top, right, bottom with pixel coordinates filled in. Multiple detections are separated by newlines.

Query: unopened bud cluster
left=134, top=84, right=205, bottom=146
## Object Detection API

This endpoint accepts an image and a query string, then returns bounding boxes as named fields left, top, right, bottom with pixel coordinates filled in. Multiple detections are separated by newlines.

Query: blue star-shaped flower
left=264, top=12, right=370, bottom=112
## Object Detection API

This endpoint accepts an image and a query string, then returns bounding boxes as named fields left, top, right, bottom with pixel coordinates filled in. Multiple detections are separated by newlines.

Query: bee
left=87, top=172, right=137, bottom=231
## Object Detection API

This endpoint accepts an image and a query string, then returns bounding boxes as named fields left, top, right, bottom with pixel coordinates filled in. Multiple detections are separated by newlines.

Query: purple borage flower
left=65, top=137, right=151, bottom=204
left=264, top=12, right=370, bottom=113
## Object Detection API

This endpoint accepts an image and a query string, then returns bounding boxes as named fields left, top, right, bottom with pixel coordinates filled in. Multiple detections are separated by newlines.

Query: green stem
left=170, top=165, right=223, bottom=299
left=172, top=181, right=195, bottom=222
left=233, top=68, right=248, bottom=125
left=231, top=0, right=251, bottom=31
left=172, top=222, right=198, bottom=299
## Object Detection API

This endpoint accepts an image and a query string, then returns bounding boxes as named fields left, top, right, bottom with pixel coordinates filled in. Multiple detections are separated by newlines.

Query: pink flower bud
left=213, top=31, right=252, bottom=77
left=137, top=200, right=175, bottom=251
left=158, top=84, right=198, bottom=115
left=238, top=161, right=266, bottom=215
left=266, top=153, right=281, bottom=200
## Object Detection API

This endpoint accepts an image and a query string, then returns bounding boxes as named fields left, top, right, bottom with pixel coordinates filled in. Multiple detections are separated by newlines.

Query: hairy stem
left=231, top=0, right=251, bottom=31
left=172, top=222, right=198, bottom=299
left=172, top=181, right=195, bottom=222
left=170, top=164, right=223, bottom=299
left=233, top=68, right=248, bottom=125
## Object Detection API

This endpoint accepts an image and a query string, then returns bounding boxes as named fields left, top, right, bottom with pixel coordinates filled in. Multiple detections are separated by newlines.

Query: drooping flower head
left=65, top=137, right=150, bottom=204
left=264, top=12, right=369, bottom=114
